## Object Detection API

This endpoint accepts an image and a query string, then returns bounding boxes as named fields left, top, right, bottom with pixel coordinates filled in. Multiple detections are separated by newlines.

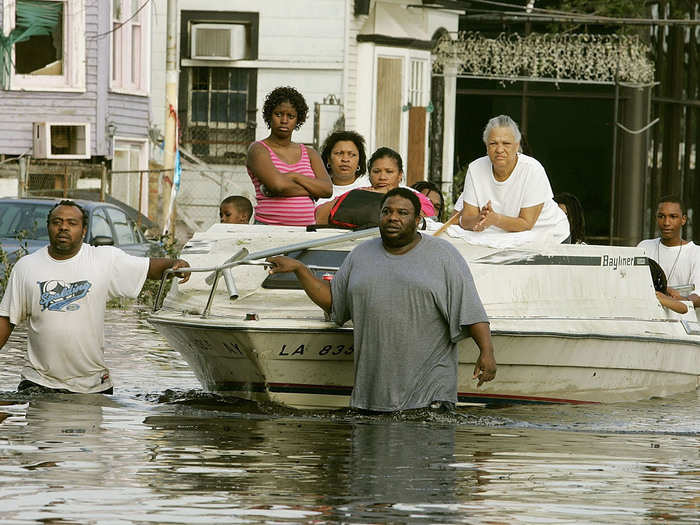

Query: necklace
left=657, top=239, right=683, bottom=283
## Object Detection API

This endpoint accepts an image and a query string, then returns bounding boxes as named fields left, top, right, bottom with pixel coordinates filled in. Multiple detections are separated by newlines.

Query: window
left=179, top=10, right=258, bottom=165
left=190, top=68, right=249, bottom=126
left=409, top=59, right=427, bottom=107
left=90, top=208, right=112, bottom=239
left=112, top=139, right=147, bottom=214
left=0, top=203, right=51, bottom=240
left=184, top=67, right=253, bottom=162
left=106, top=207, right=137, bottom=245
left=2, top=0, right=85, bottom=91
left=111, top=0, right=149, bottom=94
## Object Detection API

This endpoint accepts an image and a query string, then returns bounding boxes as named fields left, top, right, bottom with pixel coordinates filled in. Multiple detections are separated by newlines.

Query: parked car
left=0, top=197, right=165, bottom=266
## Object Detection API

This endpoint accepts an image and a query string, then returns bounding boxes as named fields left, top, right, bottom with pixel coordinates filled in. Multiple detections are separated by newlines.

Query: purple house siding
left=0, top=0, right=150, bottom=158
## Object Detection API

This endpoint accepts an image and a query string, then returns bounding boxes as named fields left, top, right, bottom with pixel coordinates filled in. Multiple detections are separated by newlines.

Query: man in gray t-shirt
left=268, top=188, right=496, bottom=412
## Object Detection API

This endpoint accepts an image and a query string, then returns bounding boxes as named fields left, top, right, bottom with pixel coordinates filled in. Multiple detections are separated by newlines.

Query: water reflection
left=340, top=422, right=459, bottom=522
left=0, top=307, right=699, bottom=523
left=140, top=413, right=463, bottom=523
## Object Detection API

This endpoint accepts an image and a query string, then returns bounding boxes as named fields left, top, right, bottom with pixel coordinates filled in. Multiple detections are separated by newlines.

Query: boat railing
left=152, top=227, right=380, bottom=317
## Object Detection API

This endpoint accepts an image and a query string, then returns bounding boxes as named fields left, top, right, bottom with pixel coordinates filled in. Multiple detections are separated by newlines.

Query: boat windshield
left=0, top=202, right=51, bottom=240
left=262, top=249, right=349, bottom=289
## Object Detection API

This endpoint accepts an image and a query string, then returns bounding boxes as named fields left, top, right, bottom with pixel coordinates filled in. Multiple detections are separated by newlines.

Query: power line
left=454, top=0, right=700, bottom=26
left=90, top=0, right=151, bottom=40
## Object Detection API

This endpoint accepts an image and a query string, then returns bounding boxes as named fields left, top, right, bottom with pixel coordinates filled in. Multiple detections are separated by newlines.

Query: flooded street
left=1, top=307, right=699, bottom=523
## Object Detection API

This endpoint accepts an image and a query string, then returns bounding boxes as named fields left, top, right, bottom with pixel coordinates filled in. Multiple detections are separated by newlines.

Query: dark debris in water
left=140, top=389, right=299, bottom=416
left=135, top=389, right=515, bottom=426
left=311, top=407, right=511, bottom=426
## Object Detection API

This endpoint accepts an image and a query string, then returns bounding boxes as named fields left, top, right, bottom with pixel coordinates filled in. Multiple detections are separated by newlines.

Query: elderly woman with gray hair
left=455, top=115, right=569, bottom=242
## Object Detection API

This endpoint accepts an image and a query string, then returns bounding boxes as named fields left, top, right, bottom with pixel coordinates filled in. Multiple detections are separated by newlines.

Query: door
left=375, top=57, right=403, bottom=152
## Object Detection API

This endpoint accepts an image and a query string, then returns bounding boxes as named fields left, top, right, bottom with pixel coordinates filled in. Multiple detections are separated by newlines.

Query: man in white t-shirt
left=0, top=200, right=190, bottom=394
left=455, top=115, right=569, bottom=242
left=637, top=196, right=699, bottom=308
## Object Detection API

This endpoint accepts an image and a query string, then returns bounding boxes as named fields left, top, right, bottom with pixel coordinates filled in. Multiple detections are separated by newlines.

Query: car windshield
left=0, top=202, right=51, bottom=240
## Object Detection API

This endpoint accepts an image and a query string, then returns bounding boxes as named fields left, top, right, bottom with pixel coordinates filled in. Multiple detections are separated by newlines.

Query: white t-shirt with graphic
left=454, top=153, right=569, bottom=242
left=637, top=239, right=700, bottom=293
left=0, top=244, right=149, bottom=393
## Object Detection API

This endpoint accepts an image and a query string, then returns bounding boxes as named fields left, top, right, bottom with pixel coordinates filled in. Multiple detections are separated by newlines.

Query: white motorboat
left=148, top=223, right=700, bottom=409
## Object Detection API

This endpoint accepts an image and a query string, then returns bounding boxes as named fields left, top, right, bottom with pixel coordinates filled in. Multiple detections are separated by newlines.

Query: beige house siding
left=344, top=12, right=367, bottom=132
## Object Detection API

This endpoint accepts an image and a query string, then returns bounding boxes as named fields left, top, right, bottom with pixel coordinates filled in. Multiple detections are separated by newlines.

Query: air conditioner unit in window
left=33, top=122, right=90, bottom=159
left=191, top=23, right=248, bottom=60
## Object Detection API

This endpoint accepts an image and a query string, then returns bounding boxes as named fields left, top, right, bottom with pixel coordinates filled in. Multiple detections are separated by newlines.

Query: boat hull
left=149, top=224, right=700, bottom=410
left=150, top=315, right=700, bottom=409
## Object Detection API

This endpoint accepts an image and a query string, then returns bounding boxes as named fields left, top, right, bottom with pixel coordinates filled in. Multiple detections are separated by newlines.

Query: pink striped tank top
left=247, top=141, right=316, bottom=226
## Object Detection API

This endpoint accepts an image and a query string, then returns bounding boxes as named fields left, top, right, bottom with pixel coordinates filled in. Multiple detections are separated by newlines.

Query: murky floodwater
left=1, top=307, right=699, bottom=523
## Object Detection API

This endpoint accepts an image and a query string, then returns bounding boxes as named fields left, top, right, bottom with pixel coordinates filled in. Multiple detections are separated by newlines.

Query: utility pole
left=162, top=0, right=178, bottom=237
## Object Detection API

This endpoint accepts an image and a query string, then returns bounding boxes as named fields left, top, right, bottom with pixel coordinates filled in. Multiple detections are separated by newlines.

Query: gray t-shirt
left=331, top=234, right=489, bottom=411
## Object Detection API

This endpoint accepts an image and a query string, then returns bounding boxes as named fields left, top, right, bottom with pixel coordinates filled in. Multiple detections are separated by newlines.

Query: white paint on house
left=0, top=179, right=18, bottom=198
left=149, top=0, right=169, bottom=139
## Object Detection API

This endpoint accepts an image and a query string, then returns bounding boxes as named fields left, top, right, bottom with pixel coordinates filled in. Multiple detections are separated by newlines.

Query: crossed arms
left=247, top=143, right=332, bottom=199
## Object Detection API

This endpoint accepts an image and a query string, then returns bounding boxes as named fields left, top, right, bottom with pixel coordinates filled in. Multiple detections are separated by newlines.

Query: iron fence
left=180, top=123, right=255, bottom=165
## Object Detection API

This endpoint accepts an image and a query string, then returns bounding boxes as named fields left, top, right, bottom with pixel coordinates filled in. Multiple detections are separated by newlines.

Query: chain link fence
left=174, top=166, right=255, bottom=239
left=0, top=157, right=257, bottom=243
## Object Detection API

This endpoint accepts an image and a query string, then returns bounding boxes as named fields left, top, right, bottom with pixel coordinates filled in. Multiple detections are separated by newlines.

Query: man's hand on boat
left=147, top=258, right=191, bottom=284
left=266, top=256, right=332, bottom=312
left=266, top=255, right=304, bottom=274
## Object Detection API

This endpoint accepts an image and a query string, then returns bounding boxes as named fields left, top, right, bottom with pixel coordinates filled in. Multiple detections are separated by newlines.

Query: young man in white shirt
left=0, top=200, right=190, bottom=394
left=637, top=196, right=700, bottom=308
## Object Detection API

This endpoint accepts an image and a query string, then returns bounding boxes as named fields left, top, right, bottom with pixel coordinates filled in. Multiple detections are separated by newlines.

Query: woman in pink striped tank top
left=247, top=87, right=332, bottom=226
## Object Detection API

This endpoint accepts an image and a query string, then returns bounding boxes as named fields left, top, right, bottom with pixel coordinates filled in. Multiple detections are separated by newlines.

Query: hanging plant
left=433, top=32, right=654, bottom=85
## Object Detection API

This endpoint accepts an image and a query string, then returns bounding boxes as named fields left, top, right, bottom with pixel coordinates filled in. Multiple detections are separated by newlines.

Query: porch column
left=616, top=84, right=650, bottom=246
left=440, top=65, right=457, bottom=205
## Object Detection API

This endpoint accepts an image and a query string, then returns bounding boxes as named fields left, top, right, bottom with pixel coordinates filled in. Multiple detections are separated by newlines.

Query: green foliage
left=0, top=231, right=30, bottom=294
left=0, top=245, right=12, bottom=294
left=452, top=161, right=469, bottom=213
left=532, top=0, right=650, bottom=35
left=136, top=237, right=182, bottom=307
left=552, top=0, right=648, bottom=17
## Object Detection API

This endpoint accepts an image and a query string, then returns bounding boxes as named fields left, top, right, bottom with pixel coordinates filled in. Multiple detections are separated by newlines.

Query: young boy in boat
left=0, top=200, right=190, bottom=394
left=637, top=196, right=700, bottom=308
left=267, top=187, right=497, bottom=413
left=220, top=195, right=253, bottom=225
